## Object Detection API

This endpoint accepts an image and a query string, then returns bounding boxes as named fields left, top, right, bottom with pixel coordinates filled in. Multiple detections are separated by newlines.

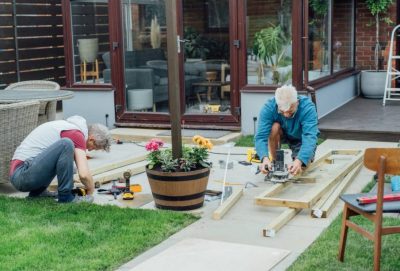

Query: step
left=110, top=128, right=242, bottom=145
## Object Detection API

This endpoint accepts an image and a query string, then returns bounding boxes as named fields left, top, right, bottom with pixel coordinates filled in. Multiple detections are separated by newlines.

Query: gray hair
left=88, top=124, right=111, bottom=152
left=275, top=85, right=298, bottom=111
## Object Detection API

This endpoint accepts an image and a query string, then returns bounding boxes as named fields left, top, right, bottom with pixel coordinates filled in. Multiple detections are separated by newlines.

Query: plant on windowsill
left=361, top=0, right=394, bottom=98
left=145, top=136, right=213, bottom=211
left=253, top=24, right=292, bottom=85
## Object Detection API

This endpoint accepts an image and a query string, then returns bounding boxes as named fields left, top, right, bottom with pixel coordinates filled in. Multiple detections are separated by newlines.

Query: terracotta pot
left=146, top=167, right=210, bottom=211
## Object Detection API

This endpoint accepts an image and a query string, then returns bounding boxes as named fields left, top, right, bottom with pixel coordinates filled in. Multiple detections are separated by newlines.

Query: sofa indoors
left=102, top=49, right=228, bottom=109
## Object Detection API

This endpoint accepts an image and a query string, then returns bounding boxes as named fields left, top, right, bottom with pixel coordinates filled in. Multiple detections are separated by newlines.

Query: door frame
left=114, top=0, right=241, bottom=129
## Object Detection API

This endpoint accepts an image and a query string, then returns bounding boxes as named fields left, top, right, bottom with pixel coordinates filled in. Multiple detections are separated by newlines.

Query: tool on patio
left=72, top=187, right=87, bottom=196
left=254, top=149, right=290, bottom=183
left=122, top=171, right=137, bottom=200
left=220, top=143, right=234, bottom=205
left=383, top=24, right=400, bottom=105
left=246, top=148, right=261, bottom=163
left=356, top=193, right=400, bottom=205
left=97, top=180, right=121, bottom=199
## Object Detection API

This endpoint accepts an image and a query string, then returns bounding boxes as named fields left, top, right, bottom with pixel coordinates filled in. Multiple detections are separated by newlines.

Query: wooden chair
left=338, top=148, right=400, bottom=271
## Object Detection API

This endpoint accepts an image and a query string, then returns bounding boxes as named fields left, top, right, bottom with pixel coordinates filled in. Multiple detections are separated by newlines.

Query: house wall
left=355, top=1, right=397, bottom=70
left=240, top=75, right=357, bottom=135
left=63, top=90, right=115, bottom=129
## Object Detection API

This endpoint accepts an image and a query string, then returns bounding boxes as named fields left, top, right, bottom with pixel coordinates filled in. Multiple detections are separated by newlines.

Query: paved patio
left=0, top=138, right=398, bottom=270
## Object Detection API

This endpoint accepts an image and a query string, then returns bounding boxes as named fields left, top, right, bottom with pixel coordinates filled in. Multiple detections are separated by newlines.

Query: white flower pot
left=360, top=70, right=387, bottom=99
left=78, top=38, right=99, bottom=63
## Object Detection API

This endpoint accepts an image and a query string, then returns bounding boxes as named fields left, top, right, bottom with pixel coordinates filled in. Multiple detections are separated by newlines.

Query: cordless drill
left=122, top=171, right=134, bottom=200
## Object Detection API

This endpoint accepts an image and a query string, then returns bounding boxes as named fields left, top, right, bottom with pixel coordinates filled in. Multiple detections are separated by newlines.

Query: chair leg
left=373, top=216, right=383, bottom=271
left=338, top=204, right=351, bottom=262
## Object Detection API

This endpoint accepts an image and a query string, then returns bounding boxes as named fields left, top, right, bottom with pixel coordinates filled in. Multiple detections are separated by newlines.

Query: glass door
left=121, top=0, right=169, bottom=114
left=179, top=0, right=240, bottom=126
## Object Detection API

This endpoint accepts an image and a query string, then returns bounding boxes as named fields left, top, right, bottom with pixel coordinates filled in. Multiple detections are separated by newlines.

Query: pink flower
left=145, top=139, right=164, bottom=152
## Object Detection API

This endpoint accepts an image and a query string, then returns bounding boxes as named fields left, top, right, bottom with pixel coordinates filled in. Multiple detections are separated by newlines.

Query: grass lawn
left=287, top=215, right=400, bottom=271
left=234, top=135, right=325, bottom=147
left=0, top=196, right=198, bottom=271
left=288, top=178, right=400, bottom=271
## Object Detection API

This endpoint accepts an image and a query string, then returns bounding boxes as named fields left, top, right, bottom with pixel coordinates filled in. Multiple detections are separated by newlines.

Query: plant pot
left=77, top=38, right=99, bottom=63
left=146, top=167, right=210, bottom=211
left=360, top=70, right=387, bottom=99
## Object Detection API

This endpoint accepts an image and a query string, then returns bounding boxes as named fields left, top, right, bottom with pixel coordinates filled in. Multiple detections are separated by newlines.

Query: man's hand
left=260, top=157, right=272, bottom=174
left=288, top=159, right=303, bottom=176
left=74, top=148, right=95, bottom=195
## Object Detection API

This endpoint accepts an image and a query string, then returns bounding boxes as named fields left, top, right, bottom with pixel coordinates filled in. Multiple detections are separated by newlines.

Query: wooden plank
left=311, top=164, right=362, bottom=218
left=255, top=150, right=363, bottom=209
left=90, top=163, right=146, bottom=187
left=89, top=154, right=147, bottom=176
left=255, top=182, right=290, bottom=199
left=263, top=208, right=301, bottom=237
left=299, top=152, right=363, bottom=208
left=212, top=188, right=244, bottom=220
left=256, top=197, right=310, bottom=208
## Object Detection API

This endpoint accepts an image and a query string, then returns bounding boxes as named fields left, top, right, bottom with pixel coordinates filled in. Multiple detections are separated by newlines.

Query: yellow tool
left=246, top=148, right=261, bottom=163
left=122, top=171, right=142, bottom=200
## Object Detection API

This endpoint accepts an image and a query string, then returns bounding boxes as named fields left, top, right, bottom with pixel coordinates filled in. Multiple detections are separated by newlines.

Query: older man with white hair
left=9, top=116, right=111, bottom=203
left=255, top=85, right=319, bottom=176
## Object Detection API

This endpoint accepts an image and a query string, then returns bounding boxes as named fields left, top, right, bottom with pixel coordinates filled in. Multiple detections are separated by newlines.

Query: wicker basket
left=0, top=101, right=40, bottom=183
left=5, top=80, right=60, bottom=125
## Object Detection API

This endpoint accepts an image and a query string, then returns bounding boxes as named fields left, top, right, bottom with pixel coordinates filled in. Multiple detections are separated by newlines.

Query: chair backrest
left=0, top=101, right=40, bottom=183
left=5, top=80, right=60, bottom=90
left=364, top=148, right=400, bottom=175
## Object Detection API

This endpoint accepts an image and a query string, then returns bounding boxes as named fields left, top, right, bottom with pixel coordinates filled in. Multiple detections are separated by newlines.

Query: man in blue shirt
left=255, top=85, right=319, bottom=176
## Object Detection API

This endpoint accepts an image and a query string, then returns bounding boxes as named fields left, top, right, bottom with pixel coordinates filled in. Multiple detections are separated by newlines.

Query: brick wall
left=356, top=1, right=397, bottom=70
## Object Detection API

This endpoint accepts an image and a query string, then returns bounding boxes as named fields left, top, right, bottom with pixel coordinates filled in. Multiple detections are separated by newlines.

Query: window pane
left=122, top=1, right=168, bottom=113
left=70, top=0, right=110, bottom=85
left=332, top=0, right=353, bottom=71
left=246, top=0, right=292, bottom=85
left=308, top=0, right=330, bottom=81
left=183, top=0, right=231, bottom=115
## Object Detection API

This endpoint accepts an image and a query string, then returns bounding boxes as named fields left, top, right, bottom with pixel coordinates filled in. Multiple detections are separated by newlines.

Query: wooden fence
left=0, top=0, right=65, bottom=88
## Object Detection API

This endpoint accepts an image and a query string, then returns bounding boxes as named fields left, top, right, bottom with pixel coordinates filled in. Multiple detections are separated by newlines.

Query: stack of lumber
left=254, top=149, right=364, bottom=237
left=49, top=154, right=147, bottom=190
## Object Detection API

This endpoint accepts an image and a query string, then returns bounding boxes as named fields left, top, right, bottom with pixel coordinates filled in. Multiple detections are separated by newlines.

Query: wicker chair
left=0, top=101, right=40, bottom=183
left=5, top=80, right=60, bottom=125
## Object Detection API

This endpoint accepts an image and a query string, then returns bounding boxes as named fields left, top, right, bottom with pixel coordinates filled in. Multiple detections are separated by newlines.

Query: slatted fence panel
left=0, top=0, right=65, bottom=88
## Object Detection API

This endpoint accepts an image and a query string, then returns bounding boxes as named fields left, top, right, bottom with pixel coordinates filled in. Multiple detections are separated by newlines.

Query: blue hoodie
left=254, top=95, right=319, bottom=166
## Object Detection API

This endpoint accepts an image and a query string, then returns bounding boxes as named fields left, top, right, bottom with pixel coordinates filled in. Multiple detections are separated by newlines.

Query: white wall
left=63, top=90, right=115, bottom=129
left=240, top=75, right=358, bottom=135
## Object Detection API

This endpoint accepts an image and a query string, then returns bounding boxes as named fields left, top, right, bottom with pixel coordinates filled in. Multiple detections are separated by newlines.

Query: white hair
left=275, top=85, right=298, bottom=111
left=88, top=124, right=111, bottom=152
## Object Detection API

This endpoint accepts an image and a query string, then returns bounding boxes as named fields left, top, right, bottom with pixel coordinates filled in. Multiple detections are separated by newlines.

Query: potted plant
left=145, top=136, right=213, bottom=211
left=309, top=0, right=329, bottom=74
left=183, top=27, right=210, bottom=61
left=253, top=24, right=292, bottom=85
left=361, top=0, right=394, bottom=98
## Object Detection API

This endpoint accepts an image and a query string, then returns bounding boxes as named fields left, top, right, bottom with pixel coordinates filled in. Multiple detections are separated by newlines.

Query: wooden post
left=166, top=0, right=182, bottom=159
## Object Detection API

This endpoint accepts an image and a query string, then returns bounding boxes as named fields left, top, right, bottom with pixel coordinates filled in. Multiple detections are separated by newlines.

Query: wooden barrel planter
left=146, top=167, right=210, bottom=211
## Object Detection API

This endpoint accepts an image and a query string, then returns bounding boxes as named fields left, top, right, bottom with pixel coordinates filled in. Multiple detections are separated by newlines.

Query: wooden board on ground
left=49, top=160, right=147, bottom=190
left=263, top=208, right=301, bottom=237
left=212, top=188, right=244, bottom=220
left=255, top=150, right=363, bottom=209
left=256, top=149, right=364, bottom=237
left=311, top=164, right=362, bottom=218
